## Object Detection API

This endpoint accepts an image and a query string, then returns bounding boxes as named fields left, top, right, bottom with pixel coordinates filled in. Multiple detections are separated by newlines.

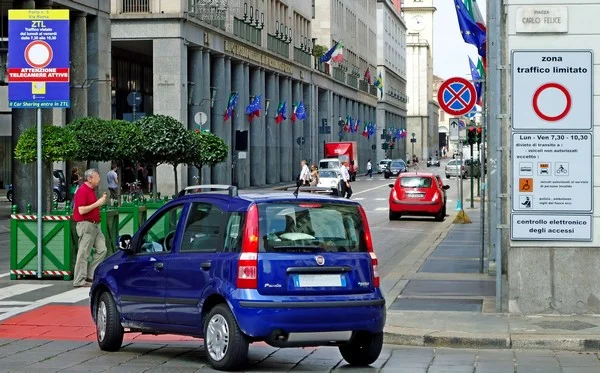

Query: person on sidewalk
left=365, top=159, right=373, bottom=179
left=340, top=160, right=353, bottom=199
left=107, top=164, right=119, bottom=203
left=72, top=169, right=108, bottom=288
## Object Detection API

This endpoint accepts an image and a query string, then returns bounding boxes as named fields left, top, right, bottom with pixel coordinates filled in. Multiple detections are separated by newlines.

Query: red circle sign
left=532, top=83, right=572, bottom=122
left=24, top=40, right=53, bottom=69
left=437, top=77, right=477, bottom=116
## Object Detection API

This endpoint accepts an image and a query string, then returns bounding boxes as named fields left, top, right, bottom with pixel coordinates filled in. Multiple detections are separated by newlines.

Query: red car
left=388, top=172, right=450, bottom=221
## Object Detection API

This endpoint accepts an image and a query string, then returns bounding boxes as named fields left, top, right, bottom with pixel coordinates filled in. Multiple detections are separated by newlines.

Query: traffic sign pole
left=470, top=144, right=474, bottom=209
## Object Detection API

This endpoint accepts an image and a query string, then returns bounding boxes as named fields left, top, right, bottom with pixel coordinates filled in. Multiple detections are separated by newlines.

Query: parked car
left=316, top=169, right=342, bottom=195
left=384, top=159, right=407, bottom=179
left=445, top=159, right=480, bottom=179
left=388, top=173, right=450, bottom=221
left=426, top=156, right=440, bottom=167
left=7, top=169, right=66, bottom=202
left=377, top=159, right=392, bottom=174
left=90, top=185, right=385, bottom=371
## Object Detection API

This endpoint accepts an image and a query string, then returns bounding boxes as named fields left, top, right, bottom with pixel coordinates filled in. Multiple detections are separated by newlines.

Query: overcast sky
left=433, top=0, right=487, bottom=79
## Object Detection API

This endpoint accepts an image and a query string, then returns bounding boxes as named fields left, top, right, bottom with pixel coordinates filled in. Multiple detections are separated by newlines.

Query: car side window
left=224, top=212, right=244, bottom=253
left=180, top=202, right=225, bottom=253
left=138, top=204, right=185, bottom=254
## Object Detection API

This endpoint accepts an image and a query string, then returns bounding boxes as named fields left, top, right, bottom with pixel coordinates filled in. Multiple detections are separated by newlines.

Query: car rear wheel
left=389, top=211, right=401, bottom=221
left=339, top=331, right=383, bottom=366
left=204, top=304, right=249, bottom=371
left=445, top=174, right=450, bottom=179
left=95, top=292, right=124, bottom=351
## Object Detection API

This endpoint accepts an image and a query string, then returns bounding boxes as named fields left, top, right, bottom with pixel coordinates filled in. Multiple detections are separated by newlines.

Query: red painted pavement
left=0, top=305, right=201, bottom=342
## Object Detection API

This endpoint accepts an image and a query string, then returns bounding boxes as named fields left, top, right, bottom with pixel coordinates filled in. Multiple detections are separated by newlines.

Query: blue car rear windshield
left=391, top=161, right=405, bottom=167
left=258, top=202, right=367, bottom=253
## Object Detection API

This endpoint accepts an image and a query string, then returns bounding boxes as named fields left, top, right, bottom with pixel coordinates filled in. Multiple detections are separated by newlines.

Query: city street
left=0, top=160, right=598, bottom=372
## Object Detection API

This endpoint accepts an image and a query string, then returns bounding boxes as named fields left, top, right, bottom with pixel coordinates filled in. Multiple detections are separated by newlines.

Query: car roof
left=399, top=172, right=437, bottom=178
left=173, top=191, right=360, bottom=208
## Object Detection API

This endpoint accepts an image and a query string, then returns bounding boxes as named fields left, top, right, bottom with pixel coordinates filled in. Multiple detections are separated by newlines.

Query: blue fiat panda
left=90, top=185, right=386, bottom=371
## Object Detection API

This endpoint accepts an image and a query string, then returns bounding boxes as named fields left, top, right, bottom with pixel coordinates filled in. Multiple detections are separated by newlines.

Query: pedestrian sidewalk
left=383, top=205, right=600, bottom=351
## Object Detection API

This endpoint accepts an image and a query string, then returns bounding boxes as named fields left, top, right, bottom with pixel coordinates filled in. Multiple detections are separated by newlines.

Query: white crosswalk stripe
left=0, top=283, right=90, bottom=322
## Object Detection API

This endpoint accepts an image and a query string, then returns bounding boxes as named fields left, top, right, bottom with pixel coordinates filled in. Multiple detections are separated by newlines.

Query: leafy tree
left=14, top=125, right=78, bottom=163
left=110, top=119, right=144, bottom=166
left=137, top=115, right=194, bottom=194
left=312, top=44, right=328, bottom=58
left=66, top=117, right=115, bottom=163
left=188, top=131, right=229, bottom=180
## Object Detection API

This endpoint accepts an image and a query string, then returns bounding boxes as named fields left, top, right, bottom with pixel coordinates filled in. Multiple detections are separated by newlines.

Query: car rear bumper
left=390, top=200, right=442, bottom=214
left=231, top=294, right=386, bottom=339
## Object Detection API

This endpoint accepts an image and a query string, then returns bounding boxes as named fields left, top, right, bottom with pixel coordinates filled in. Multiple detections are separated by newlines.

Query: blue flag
left=245, top=95, right=261, bottom=122
left=224, top=92, right=239, bottom=121
left=295, top=101, right=306, bottom=120
left=454, top=0, right=486, bottom=58
left=468, top=57, right=482, bottom=106
left=319, top=41, right=339, bottom=63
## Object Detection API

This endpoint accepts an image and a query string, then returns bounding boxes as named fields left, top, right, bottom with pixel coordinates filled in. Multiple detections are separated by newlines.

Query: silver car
left=377, top=159, right=392, bottom=173
left=445, top=159, right=481, bottom=179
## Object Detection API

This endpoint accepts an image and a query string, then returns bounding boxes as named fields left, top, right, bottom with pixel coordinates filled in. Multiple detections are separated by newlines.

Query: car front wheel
left=95, top=292, right=124, bottom=351
left=339, top=331, right=383, bottom=366
left=204, top=304, right=249, bottom=371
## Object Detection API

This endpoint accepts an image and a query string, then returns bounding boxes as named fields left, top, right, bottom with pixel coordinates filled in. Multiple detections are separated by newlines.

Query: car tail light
left=358, top=205, right=380, bottom=288
left=391, top=187, right=399, bottom=200
left=432, top=192, right=439, bottom=202
left=237, top=204, right=259, bottom=289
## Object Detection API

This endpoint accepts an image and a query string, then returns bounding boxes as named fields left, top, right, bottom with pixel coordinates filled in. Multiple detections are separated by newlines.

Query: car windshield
left=319, top=161, right=340, bottom=169
left=391, top=161, right=405, bottom=167
left=430, top=157, right=438, bottom=161
left=379, top=160, right=391, bottom=165
left=319, top=170, right=338, bottom=178
left=258, top=202, right=367, bottom=253
left=400, top=177, right=433, bottom=188
left=448, top=160, right=460, bottom=165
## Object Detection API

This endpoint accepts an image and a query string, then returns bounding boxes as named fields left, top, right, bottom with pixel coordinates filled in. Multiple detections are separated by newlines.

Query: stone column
left=301, top=83, right=310, bottom=163
left=265, top=73, right=279, bottom=184
left=153, top=38, right=188, bottom=194
left=250, top=67, right=265, bottom=186
left=276, top=77, right=290, bottom=181
left=233, top=62, right=250, bottom=188
left=187, top=48, right=203, bottom=186
left=332, top=94, right=339, bottom=143
left=340, top=97, right=347, bottom=142
left=201, top=50, right=212, bottom=184
left=231, top=61, right=244, bottom=187
left=210, top=55, right=226, bottom=183
left=291, top=80, right=301, bottom=169
left=318, top=89, right=330, bottom=160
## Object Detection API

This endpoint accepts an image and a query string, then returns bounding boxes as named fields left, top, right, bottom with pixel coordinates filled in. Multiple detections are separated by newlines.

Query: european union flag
left=319, top=41, right=339, bottom=63
left=245, top=95, right=261, bottom=122
left=468, top=57, right=482, bottom=106
left=454, top=0, right=486, bottom=58
left=296, top=101, right=306, bottom=120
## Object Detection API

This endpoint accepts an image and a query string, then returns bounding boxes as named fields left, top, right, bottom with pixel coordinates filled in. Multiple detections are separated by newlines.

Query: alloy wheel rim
left=97, top=301, right=107, bottom=342
left=206, top=314, right=230, bottom=361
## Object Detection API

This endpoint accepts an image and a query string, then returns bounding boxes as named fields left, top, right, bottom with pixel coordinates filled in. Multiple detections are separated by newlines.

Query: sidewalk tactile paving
left=390, top=298, right=482, bottom=312
left=401, top=280, right=496, bottom=297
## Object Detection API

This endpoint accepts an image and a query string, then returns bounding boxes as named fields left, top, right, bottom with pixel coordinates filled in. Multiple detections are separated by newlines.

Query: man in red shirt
left=72, top=169, right=108, bottom=288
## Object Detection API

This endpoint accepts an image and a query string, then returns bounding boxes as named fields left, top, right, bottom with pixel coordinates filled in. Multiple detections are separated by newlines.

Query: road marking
left=0, top=273, right=10, bottom=278
left=0, top=301, right=34, bottom=306
left=352, top=183, right=391, bottom=196
left=0, top=287, right=90, bottom=322
left=0, top=284, right=53, bottom=301
left=375, top=198, right=386, bottom=201
left=375, top=207, right=388, bottom=211
left=352, top=197, right=365, bottom=201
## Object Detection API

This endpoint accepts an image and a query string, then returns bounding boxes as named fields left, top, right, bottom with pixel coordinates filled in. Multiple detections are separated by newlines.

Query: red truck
left=321, top=141, right=359, bottom=181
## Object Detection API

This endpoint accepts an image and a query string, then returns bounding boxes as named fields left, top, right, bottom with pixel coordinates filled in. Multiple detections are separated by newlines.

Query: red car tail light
left=237, top=204, right=259, bottom=289
left=358, top=205, right=380, bottom=288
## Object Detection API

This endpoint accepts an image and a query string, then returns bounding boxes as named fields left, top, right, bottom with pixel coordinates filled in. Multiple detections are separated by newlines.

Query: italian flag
left=331, top=42, right=344, bottom=63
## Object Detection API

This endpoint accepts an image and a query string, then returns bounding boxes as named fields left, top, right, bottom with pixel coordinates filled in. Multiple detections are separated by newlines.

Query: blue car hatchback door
left=90, top=185, right=386, bottom=371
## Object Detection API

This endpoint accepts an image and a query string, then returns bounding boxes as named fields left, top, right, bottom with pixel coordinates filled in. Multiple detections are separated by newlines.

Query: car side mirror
left=388, top=184, right=394, bottom=188
left=443, top=185, right=450, bottom=190
left=118, top=234, right=133, bottom=253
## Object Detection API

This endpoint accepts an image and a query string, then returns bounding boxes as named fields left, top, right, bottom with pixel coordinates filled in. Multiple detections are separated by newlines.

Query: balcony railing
left=267, top=34, right=289, bottom=59
left=359, top=80, right=369, bottom=93
left=347, top=75, right=358, bottom=89
left=294, top=47, right=312, bottom=68
left=332, top=67, right=346, bottom=84
left=188, top=1, right=226, bottom=30
left=315, top=61, right=330, bottom=74
left=233, top=17, right=262, bottom=46
left=370, top=85, right=379, bottom=97
left=121, top=0, right=150, bottom=13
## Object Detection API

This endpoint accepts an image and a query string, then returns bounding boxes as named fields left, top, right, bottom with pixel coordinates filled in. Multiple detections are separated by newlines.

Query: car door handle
left=200, top=261, right=211, bottom=271
left=154, top=262, right=164, bottom=271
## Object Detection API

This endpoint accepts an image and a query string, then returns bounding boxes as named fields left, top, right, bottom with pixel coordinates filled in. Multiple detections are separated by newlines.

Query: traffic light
left=381, top=143, right=389, bottom=150
left=467, top=126, right=476, bottom=146
left=476, top=127, right=482, bottom=145
left=390, top=143, right=395, bottom=150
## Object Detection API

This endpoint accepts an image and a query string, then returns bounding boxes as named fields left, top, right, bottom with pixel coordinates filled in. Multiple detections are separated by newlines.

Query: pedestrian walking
left=365, top=159, right=373, bottom=179
left=309, top=164, right=320, bottom=186
left=72, top=169, right=108, bottom=288
left=298, top=160, right=311, bottom=186
left=340, top=160, right=353, bottom=199
left=107, top=164, right=119, bottom=203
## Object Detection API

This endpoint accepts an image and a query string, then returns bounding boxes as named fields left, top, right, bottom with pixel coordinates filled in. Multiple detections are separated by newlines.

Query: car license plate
left=294, top=274, right=345, bottom=287
left=407, top=193, right=424, bottom=198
